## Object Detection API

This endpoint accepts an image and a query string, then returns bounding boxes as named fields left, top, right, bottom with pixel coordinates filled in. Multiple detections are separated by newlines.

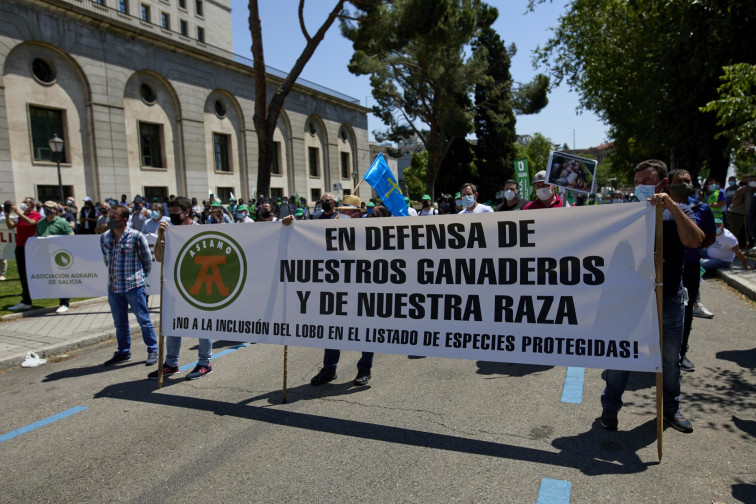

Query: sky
left=229, top=1, right=609, bottom=150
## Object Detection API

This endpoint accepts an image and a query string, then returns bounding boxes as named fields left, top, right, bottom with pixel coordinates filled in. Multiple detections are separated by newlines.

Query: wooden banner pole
left=282, top=346, right=289, bottom=404
left=654, top=205, right=664, bottom=461
left=157, top=233, right=166, bottom=389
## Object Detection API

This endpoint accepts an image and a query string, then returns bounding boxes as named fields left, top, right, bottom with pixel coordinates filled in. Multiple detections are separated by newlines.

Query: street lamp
left=48, top=134, right=65, bottom=203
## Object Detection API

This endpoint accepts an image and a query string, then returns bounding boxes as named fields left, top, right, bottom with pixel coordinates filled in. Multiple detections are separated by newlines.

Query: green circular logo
left=174, top=231, right=246, bottom=311
left=53, top=249, right=74, bottom=270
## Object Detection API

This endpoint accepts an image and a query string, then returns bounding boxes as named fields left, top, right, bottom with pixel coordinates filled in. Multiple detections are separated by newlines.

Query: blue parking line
left=178, top=342, right=251, bottom=372
left=536, top=478, right=571, bottom=504
left=0, top=406, right=88, bottom=444
left=560, top=367, right=585, bottom=404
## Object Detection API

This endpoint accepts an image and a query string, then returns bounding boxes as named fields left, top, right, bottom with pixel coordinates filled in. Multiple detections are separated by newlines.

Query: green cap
left=237, top=204, right=248, bottom=212
left=366, top=201, right=375, bottom=208
left=422, top=194, right=431, bottom=200
left=210, top=201, right=221, bottom=207
left=454, top=192, right=461, bottom=199
left=295, top=209, right=304, bottom=217
left=714, top=218, right=723, bottom=224
left=404, top=197, right=410, bottom=204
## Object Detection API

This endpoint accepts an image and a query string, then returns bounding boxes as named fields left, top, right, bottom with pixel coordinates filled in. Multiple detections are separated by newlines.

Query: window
left=271, top=142, right=282, bottom=175
left=178, top=0, right=186, bottom=9
left=93, top=0, right=104, bottom=5
left=341, top=152, right=350, bottom=179
left=118, top=0, right=128, bottom=13
left=310, top=188, right=321, bottom=203
left=179, top=19, right=188, bottom=36
left=140, top=83, right=157, bottom=104
left=140, top=4, right=150, bottom=22
left=29, top=106, right=65, bottom=162
left=213, top=133, right=230, bottom=172
left=197, top=26, right=205, bottom=43
left=143, top=186, right=168, bottom=203
left=308, top=147, right=319, bottom=177
left=196, top=0, right=203, bottom=16
left=270, top=188, right=283, bottom=201
left=37, top=185, right=74, bottom=202
left=161, top=12, right=170, bottom=29
left=32, top=59, right=55, bottom=84
left=139, top=122, right=163, bottom=168
left=214, top=100, right=226, bottom=118
left=216, top=187, right=234, bottom=204
left=343, top=189, right=351, bottom=196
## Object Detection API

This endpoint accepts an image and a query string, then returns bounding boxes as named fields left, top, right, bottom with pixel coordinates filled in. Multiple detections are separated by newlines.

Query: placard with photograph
left=545, top=151, right=598, bottom=195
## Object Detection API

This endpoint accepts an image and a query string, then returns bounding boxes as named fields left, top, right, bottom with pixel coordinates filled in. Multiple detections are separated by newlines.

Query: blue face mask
left=455, top=199, right=462, bottom=207
left=461, top=195, right=475, bottom=208
left=634, top=184, right=657, bottom=202
left=151, top=211, right=160, bottom=219
left=708, top=184, right=717, bottom=191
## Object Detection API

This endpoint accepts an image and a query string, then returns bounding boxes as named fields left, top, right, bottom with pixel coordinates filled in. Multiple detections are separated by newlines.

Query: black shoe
left=663, top=411, right=693, bottom=433
left=186, top=364, right=212, bottom=380
left=601, top=409, right=618, bottom=431
left=147, top=364, right=180, bottom=380
left=354, top=369, right=371, bottom=386
left=310, top=368, right=336, bottom=386
left=680, top=356, right=695, bottom=372
left=103, top=352, right=131, bottom=366
left=145, top=351, right=158, bottom=366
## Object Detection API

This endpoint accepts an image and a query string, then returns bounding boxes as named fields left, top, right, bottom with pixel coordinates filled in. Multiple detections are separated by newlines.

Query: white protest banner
left=0, top=226, right=16, bottom=260
left=162, top=203, right=661, bottom=372
left=26, top=234, right=160, bottom=298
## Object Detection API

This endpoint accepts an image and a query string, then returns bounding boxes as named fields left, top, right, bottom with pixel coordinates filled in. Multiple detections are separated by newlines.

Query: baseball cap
left=533, top=170, right=547, bottom=183
left=421, top=194, right=431, bottom=201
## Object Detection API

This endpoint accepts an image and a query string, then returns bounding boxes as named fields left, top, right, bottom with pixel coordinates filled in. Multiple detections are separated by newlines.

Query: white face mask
left=19, top=202, right=29, bottom=212
left=504, top=189, right=516, bottom=201
left=536, top=187, right=553, bottom=200
left=749, top=181, right=756, bottom=188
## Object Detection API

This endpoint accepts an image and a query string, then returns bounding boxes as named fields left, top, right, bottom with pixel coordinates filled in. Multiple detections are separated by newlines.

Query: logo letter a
left=189, top=255, right=230, bottom=296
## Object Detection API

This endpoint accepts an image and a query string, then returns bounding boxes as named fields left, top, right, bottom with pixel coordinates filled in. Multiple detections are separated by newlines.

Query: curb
left=1, top=297, right=108, bottom=321
left=714, top=270, right=756, bottom=302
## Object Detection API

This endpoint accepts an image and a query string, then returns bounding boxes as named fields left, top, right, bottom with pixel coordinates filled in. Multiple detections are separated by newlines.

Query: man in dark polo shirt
left=600, top=160, right=703, bottom=434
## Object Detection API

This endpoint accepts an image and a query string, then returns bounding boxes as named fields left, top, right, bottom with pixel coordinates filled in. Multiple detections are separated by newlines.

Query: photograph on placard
left=545, top=151, right=598, bottom=195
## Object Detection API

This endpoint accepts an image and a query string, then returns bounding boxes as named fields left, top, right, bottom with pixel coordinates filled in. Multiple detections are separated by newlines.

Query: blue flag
left=362, top=153, right=409, bottom=217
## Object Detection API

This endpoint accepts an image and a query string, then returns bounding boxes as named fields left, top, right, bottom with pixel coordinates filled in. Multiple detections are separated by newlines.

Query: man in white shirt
left=701, top=218, right=752, bottom=271
left=458, top=183, right=493, bottom=214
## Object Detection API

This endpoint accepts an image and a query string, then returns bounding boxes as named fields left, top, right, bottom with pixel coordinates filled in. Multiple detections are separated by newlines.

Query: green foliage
left=534, top=0, right=756, bottom=182
left=525, top=133, right=553, bottom=174
left=403, top=151, right=429, bottom=200
left=701, top=63, right=756, bottom=153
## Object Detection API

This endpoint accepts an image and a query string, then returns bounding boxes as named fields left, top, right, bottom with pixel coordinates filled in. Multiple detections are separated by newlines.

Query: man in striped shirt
left=100, top=205, right=158, bottom=366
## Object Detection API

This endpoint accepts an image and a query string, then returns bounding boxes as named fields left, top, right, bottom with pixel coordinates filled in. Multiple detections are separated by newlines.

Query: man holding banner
left=600, top=160, right=703, bottom=433
left=36, top=201, right=75, bottom=313
left=101, top=205, right=159, bottom=366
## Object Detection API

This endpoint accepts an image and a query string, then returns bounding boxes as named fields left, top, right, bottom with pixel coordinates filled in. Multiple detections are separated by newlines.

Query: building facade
left=0, top=0, right=369, bottom=205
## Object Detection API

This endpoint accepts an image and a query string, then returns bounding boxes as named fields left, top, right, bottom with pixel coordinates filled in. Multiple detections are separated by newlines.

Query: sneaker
left=103, top=352, right=132, bottom=366
left=680, top=356, right=695, bottom=372
left=663, top=411, right=693, bottom=433
left=8, top=302, right=32, bottom=311
left=148, top=364, right=179, bottom=380
left=186, top=364, right=212, bottom=380
left=145, top=351, right=158, bottom=366
left=354, top=369, right=371, bottom=386
left=310, top=368, right=336, bottom=386
left=600, top=409, right=618, bottom=431
left=692, top=303, right=714, bottom=318
left=0, top=275, right=6, bottom=281
left=55, top=305, right=69, bottom=314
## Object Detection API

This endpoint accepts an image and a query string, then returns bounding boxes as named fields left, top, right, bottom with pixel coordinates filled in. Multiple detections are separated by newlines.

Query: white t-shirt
left=459, top=203, right=493, bottom=214
left=407, top=207, right=418, bottom=216
left=706, top=228, right=738, bottom=262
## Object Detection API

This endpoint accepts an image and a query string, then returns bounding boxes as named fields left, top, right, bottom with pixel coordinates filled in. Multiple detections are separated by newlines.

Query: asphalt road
left=0, top=279, right=754, bottom=504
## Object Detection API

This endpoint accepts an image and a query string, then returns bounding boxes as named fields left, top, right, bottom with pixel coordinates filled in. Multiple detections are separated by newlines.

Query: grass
left=0, top=260, right=90, bottom=316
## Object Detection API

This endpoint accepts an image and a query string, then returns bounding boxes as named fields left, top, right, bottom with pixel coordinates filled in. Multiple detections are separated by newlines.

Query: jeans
left=165, top=336, right=212, bottom=368
left=323, top=349, right=373, bottom=372
left=602, top=292, right=685, bottom=416
left=15, top=246, right=31, bottom=305
left=700, top=256, right=731, bottom=271
left=108, top=286, right=157, bottom=354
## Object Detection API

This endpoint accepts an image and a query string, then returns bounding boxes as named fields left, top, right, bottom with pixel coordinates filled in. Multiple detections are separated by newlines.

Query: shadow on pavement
left=731, top=481, right=756, bottom=504
left=716, top=347, right=756, bottom=369
left=476, top=361, right=553, bottom=376
left=93, top=379, right=657, bottom=474
left=239, top=381, right=371, bottom=406
left=732, top=415, right=756, bottom=439
left=42, top=361, right=145, bottom=381
left=599, top=370, right=656, bottom=392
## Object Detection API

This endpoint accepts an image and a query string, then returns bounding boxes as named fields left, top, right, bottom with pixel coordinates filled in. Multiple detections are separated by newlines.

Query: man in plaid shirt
left=100, top=205, right=158, bottom=366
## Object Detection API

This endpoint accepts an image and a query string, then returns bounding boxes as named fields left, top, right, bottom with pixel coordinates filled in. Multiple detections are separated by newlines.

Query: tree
left=532, top=0, right=756, bottom=182
left=402, top=151, right=429, bottom=201
left=701, top=64, right=756, bottom=151
left=249, top=0, right=351, bottom=197
left=471, top=27, right=518, bottom=199
left=342, top=0, right=500, bottom=198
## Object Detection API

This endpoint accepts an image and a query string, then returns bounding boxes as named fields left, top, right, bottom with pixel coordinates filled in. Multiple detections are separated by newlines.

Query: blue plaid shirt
left=101, top=227, right=152, bottom=293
